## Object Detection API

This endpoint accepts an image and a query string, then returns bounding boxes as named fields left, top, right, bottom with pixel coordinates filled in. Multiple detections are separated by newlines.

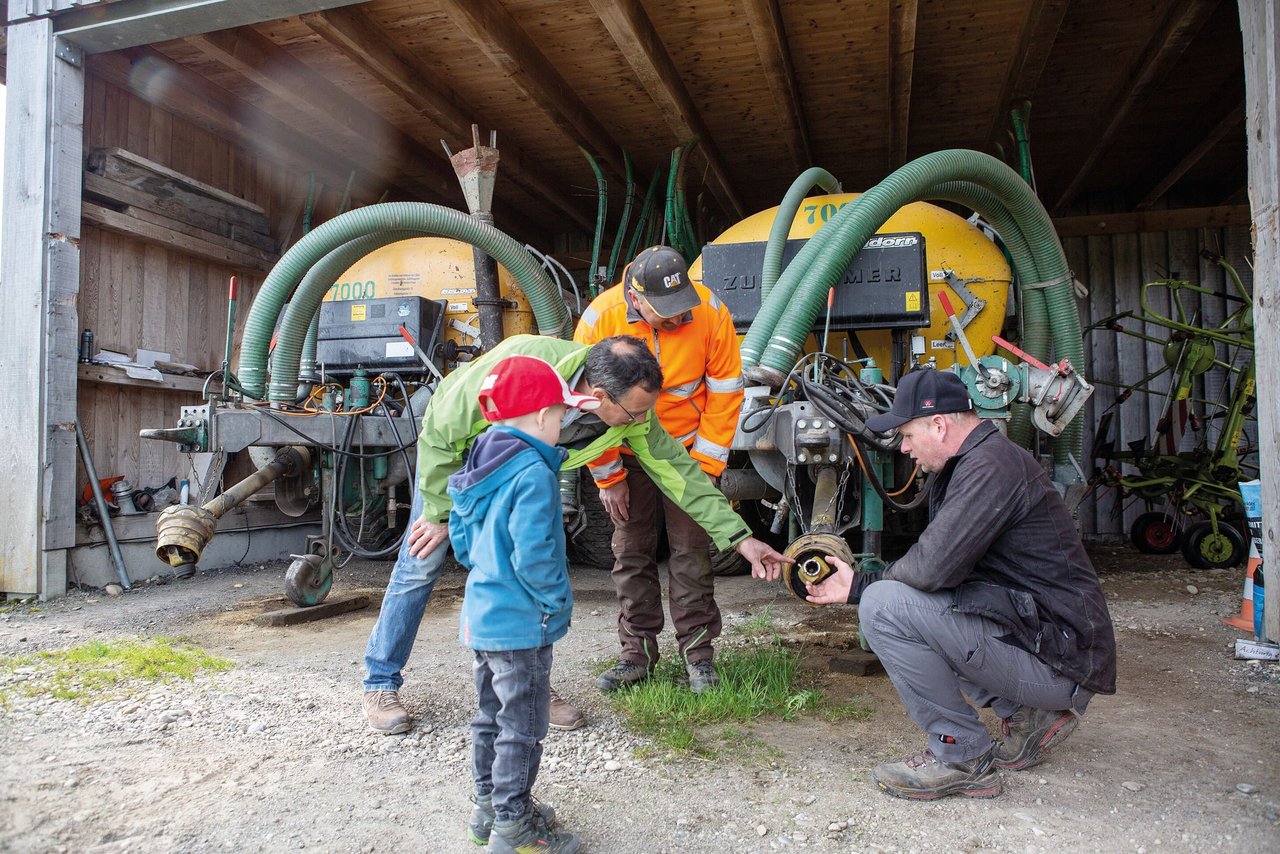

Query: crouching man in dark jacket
left=805, top=369, right=1116, bottom=801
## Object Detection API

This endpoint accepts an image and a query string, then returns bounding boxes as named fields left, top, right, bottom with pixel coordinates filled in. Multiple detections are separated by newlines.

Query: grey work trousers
left=859, top=579, right=1091, bottom=764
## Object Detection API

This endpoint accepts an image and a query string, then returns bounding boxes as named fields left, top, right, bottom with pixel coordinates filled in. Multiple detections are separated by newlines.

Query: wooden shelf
left=78, top=362, right=220, bottom=395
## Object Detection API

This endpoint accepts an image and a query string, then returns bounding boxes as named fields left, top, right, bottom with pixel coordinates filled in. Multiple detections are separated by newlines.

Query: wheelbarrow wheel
left=1180, top=520, right=1246, bottom=569
left=1129, top=512, right=1182, bottom=555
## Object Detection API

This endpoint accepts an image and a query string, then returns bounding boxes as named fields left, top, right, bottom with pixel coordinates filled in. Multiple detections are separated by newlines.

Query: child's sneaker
left=467, top=795, right=558, bottom=846
left=489, top=811, right=580, bottom=853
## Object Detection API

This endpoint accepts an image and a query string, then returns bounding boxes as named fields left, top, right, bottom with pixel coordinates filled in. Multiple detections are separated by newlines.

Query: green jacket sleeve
left=627, top=418, right=751, bottom=551
left=415, top=335, right=589, bottom=524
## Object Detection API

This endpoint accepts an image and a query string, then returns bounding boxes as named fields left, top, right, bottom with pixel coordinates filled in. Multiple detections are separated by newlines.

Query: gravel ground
left=1, top=546, right=1278, bottom=853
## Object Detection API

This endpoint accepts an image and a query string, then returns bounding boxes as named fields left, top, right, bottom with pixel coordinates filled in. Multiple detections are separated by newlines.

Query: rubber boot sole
left=871, top=769, right=1004, bottom=800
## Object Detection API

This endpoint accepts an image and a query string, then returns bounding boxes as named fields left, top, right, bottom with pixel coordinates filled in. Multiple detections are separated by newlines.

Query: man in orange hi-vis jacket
left=574, top=245, right=744, bottom=695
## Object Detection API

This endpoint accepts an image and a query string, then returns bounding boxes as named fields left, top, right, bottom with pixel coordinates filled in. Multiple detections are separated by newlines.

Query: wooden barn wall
left=74, top=75, right=302, bottom=536
left=1064, top=224, right=1256, bottom=540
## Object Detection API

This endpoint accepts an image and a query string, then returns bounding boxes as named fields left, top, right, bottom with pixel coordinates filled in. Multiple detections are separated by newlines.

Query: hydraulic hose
left=742, top=150, right=1081, bottom=470
left=605, top=151, right=636, bottom=283
left=761, top=167, right=841, bottom=303
left=580, top=147, right=607, bottom=294
left=237, top=202, right=571, bottom=399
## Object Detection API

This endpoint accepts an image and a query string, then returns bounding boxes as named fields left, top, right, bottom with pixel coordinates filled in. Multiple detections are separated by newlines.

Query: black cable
left=330, top=416, right=404, bottom=559
left=852, top=434, right=933, bottom=512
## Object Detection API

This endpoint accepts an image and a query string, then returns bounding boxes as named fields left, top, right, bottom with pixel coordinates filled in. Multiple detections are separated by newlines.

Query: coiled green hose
left=237, top=202, right=571, bottom=400
left=743, top=151, right=1081, bottom=470
left=270, top=230, right=419, bottom=403
left=760, top=167, right=841, bottom=303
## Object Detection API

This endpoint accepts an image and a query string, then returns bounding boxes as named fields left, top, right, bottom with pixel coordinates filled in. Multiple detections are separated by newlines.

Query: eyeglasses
left=607, top=392, right=644, bottom=424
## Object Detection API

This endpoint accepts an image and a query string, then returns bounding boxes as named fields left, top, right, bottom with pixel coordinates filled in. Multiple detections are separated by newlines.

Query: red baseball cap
left=477, top=355, right=601, bottom=422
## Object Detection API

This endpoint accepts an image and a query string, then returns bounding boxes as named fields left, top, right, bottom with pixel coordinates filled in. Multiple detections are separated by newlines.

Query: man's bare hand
left=804, top=555, right=855, bottom=605
left=735, top=536, right=793, bottom=581
left=407, top=516, right=449, bottom=558
left=599, top=480, right=631, bottom=521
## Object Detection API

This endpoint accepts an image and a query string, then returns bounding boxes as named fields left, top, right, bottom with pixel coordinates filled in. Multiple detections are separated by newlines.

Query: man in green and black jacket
left=362, top=334, right=789, bottom=735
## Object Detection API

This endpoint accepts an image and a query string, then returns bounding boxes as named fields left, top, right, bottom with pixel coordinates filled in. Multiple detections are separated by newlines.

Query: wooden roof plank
left=1051, top=0, right=1220, bottom=211
left=741, top=0, right=812, bottom=173
left=299, top=6, right=593, bottom=232
left=589, top=0, right=744, bottom=219
left=890, top=0, right=919, bottom=169
left=184, top=26, right=464, bottom=207
left=437, top=0, right=627, bottom=180
left=88, top=48, right=393, bottom=205
left=984, top=0, right=1071, bottom=153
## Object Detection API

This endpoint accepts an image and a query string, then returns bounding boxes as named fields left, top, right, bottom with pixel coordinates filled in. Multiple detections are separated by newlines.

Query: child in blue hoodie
left=447, top=354, right=600, bottom=854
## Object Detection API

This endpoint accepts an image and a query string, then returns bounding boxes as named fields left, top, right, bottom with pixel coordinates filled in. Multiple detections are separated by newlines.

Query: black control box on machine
left=316, top=296, right=446, bottom=375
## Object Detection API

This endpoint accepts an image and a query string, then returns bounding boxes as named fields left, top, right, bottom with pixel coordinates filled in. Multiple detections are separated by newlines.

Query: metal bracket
left=941, top=270, right=987, bottom=341
left=54, top=37, right=82, bottom=67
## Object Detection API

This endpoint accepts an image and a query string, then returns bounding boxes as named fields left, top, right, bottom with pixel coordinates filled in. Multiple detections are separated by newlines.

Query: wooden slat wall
left=1066, top=222, right=1256, bottom=538
left=74, top=74, right=303, bottom=515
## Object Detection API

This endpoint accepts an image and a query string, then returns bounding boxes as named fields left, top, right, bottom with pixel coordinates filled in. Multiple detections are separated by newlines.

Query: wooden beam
left=185, top=26, right=462, bottom=207
left=51, top=0, right=366, bottom=54
left=1136, top=95, right=1246, bottom=209
left=985, top=0, right=1071, bottom=153
left=741, top=0, right=812, bottom=172
left=0, top=17, right=81, bottom=597
left=83, top=202, right=278, bottom=273
left=1050, top=204, right=1252, bottom=237
left=299, top=5, right=594, bottom=233
left=1238, top=0, right=1280, bottom=643
left=1052, top=0, right=1219, bottom=211
left=888, top=0, right=919, bottom=168
left=589, top=0, right=744, bottom=219
left=437, top=0, right=627, bottom=179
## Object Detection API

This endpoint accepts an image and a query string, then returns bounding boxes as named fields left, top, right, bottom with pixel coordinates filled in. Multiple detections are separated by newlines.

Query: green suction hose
left=237, top=202, right=571, bottom=400
left=742, top=150, right=1081, bottom=469
left=761, top=167, right=841, bottom=303
left=270, top=230, right=419, bottom=402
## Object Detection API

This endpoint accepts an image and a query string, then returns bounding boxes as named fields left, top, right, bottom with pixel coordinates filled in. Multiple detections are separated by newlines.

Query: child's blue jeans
left=471, top=645, right=553, bottom=821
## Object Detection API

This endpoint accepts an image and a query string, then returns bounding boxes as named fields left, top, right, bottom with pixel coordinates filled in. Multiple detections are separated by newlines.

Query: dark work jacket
left=874, top=421, right=1117, bottom=695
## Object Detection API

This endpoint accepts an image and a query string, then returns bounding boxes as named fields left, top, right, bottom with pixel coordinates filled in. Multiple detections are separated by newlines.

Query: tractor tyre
left=1181, top=520, right=1247, bottom=569
left=1129, top=512, right=1182, bottom=555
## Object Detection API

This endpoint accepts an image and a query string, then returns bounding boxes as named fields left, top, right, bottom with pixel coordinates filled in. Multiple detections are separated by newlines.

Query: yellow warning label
left=905, top=291, right=921, bottom=312
left=351, top=303, right=367, bottom=321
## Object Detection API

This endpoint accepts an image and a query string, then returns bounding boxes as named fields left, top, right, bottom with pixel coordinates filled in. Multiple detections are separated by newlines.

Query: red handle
left=399, top=325, right=417, bottom=346
left=228, top=275, right=238, bottom=301
left=992, top=334, right=1053, bottom=372
left=937, top=290, right=956, bottom=317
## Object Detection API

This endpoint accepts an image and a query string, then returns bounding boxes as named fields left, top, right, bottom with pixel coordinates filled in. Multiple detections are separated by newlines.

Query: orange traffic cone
left=1222, top=563, right=1257, bottom=631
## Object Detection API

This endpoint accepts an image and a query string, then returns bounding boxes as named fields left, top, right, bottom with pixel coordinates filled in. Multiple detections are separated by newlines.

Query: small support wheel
left=1129, top=512, right=1182, bottom=555
left=1180, top=520, right=1246, bottom=569
left=285, top=552, right=334, bottom=607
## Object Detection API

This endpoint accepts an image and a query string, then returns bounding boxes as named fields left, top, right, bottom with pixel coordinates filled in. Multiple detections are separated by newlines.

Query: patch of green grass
left=0, top=637, right=233, bottom=705
left=607, top=640, right=869, bottom=758
left=730, top=603, right=780, bottom=639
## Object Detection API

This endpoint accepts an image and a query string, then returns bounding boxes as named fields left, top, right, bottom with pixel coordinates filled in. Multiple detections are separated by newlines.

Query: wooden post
left=0, top=18, right=84, bottom=598
left=1239, top=0, right=1280, bottom=643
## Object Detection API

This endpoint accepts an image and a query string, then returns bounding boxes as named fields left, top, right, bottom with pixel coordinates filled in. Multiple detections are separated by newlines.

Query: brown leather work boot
left=363, top=689, right=411, bottom=734
left=548, top=686, right=586, bottom=731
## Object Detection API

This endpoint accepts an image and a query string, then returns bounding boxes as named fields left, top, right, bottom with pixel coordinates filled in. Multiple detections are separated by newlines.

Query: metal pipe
left=450, top=126, right=506, bottom=352
left=154, top=446, right=310, bottom=568
left=809, top=465, right=841, bottom=531
left=75, top=418, right=130, bottom=590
